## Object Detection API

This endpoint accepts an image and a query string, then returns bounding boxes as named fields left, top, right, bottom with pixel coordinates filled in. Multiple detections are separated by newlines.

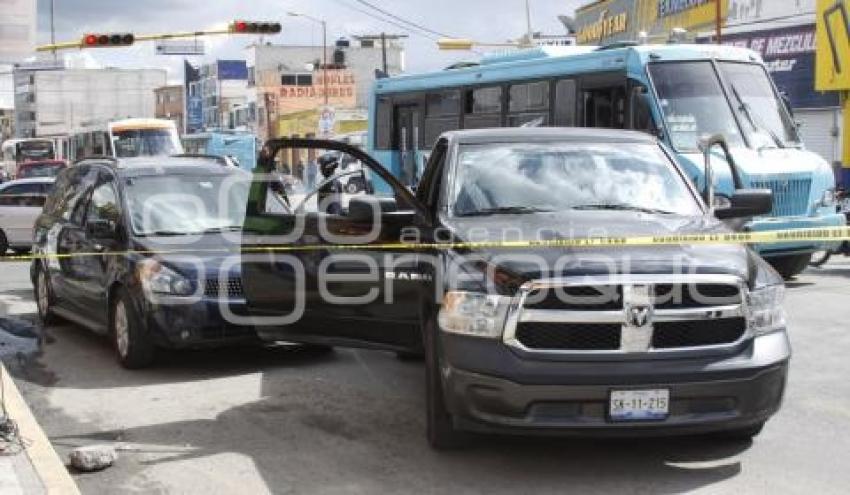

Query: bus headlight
left=746, top=284, right=786, bottom=336
left=818, top=189, right=836, bottom=208
left=438, top=291, right=511, bottom=338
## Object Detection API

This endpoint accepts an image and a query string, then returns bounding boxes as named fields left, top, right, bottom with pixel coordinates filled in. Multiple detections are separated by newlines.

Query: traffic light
left=229, top=21, right=282, bottom=34
left=82, top=33, right=135, bottom=47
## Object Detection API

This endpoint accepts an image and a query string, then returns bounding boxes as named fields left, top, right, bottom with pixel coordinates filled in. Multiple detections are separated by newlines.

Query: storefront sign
left=576, top=10, right=629, bottom=44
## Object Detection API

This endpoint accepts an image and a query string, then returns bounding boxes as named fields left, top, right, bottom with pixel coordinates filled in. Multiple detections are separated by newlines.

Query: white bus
left=70, top=118, right=183, bottom=161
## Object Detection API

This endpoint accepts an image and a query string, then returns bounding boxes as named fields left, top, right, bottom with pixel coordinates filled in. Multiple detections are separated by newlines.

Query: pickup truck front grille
left=515, top=323, right=621, bottom=350
left=504, top=275, right=749, bottom=355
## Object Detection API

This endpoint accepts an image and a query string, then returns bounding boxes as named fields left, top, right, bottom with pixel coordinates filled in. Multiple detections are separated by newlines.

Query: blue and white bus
left=367, top=43, right=844, bottom=278
left=182, top=131, right=259, bottom=171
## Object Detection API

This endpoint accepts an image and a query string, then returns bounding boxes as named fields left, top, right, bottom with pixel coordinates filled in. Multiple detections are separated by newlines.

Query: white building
left=14, top=65, right=166, bottom=138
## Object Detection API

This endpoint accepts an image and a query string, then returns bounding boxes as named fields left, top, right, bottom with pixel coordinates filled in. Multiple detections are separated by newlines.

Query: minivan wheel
left=34, top=265, right=58, bottom=325
left=111, top=288, right=156, bottom=369
left=423, top=314, right=466, bottom=450
left=768, top=254, right=812, bottom=280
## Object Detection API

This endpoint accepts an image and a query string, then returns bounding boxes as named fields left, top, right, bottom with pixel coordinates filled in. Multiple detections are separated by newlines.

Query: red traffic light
left=230, top=20, right=281, bottom=34
left=81, top=32, right=134, bottom=48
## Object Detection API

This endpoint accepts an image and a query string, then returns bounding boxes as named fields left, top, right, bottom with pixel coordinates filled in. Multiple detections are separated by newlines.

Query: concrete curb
left=1, top=363, right=80, bottom=495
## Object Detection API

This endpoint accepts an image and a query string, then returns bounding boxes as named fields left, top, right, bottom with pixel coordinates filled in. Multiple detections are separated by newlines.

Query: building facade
left=246, top=38, right=404, bottom=139
left=13, top=65, right=166, bottom=138
left=154, top=85, right=185, bottom=134
left=190, top=60, right=249, bottom=131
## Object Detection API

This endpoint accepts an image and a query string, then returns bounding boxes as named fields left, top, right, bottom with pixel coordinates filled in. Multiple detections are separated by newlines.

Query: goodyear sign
left=816, top=0, right=850, bottom=90
left=576, top=0, right=728, bottom=44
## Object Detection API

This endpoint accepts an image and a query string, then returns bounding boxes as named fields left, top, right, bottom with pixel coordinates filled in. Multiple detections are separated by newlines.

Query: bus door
left=580, top=73, right=627, bottom=130
left=394, top=105, right=421, bottom=186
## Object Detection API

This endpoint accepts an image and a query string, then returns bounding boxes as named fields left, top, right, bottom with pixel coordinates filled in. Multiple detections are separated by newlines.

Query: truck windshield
left=125, top=174, right=250, bottom=236
left=112, top=129, right=180, bottom=158
left=717, top=62, right=800, bottom=148
left=451, top=142, right=701, bottom=217
left=649, top=61, right=744, bottom=151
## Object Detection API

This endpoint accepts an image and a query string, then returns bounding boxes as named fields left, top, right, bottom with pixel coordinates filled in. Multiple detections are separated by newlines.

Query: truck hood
left=444, top=211, right=759, bottom=287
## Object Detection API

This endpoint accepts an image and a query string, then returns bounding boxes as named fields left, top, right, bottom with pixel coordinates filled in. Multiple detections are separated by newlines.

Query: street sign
left=816, top=0, right=850, bottom=90
left=155, top=39, right=205, bottom=56
left=318, top=106, right=336, bottom=138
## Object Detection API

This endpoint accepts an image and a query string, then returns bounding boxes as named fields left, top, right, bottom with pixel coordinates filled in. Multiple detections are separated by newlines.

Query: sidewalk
left=1, top=362, right=80, bottom=495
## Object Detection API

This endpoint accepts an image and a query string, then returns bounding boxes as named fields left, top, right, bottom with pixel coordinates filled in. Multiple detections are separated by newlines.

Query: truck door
left=240, top=139, right=429, bottom=351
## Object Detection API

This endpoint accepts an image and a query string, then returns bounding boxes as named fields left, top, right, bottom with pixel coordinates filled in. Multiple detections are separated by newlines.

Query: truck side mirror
left=714, top=189, right=773, bottom=219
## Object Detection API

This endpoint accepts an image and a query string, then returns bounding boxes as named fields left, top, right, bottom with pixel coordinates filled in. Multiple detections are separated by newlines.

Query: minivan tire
left=423, top=313, right=466, bottom=450
left=111, top=288, right=156, bottom=369
left=34, top=265, right=59, bottom=325
left=768, top=254, right=812, bottom=280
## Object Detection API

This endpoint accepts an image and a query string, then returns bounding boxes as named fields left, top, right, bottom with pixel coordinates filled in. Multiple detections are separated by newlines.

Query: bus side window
left=583, top=86, right=626, bottom=129
left=424, top=91, right=460, bottom=149
left=554, top=79, right=577, bottom=127
left=375, top=97, right=393, bottom=150
left=508, top=81, right=549, bottom=127
left=463, top=86, right=503, bottom=129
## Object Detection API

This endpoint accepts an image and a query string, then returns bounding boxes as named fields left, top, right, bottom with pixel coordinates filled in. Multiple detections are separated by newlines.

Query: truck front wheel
left=423, top=313, right=465, bottom=450
left=768, top=254, right=812, bottom=280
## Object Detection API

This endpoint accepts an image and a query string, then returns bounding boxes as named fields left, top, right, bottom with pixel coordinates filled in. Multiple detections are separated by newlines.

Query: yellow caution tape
left=2, top=226, right=849, bottom=263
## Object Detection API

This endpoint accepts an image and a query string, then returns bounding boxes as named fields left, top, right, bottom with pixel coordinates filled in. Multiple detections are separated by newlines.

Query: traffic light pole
left=38, top=27, right=234, bottom=52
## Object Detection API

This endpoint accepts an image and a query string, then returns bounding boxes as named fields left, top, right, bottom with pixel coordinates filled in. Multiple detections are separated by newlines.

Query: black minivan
left=32, top=156, right=257, bottom=368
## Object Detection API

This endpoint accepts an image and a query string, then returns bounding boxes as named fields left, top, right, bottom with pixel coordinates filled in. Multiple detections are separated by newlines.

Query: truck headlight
left=438, top=291, right=511, bottom=338
left=746, top=284, right=786, bottom=336
left=138, top=259, right=194, bottom=296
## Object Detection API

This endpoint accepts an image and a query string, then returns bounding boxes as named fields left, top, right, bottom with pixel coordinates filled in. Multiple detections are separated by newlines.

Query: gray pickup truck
left=241, top=128, right=789, bottom=449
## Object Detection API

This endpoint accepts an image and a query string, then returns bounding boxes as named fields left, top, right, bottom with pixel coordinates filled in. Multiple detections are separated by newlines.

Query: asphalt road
left=1, top=259, right=849, bottom=494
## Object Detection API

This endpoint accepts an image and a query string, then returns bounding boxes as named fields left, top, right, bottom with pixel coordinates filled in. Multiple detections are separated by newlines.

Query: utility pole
left=381, top=33, right=387, bottom=75
left=525, top=0, right=534, bottom=47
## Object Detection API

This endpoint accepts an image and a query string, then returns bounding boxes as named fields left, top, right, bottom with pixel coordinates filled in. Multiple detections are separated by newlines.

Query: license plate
left=609, top=389, right=670, bottom=421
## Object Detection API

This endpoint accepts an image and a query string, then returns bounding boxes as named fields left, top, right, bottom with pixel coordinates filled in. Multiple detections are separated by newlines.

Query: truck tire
left=768, top=254, right=812, bottom=279
left=34, top=265, right=59, bottom=325
left=423, top=313, right=466, bottom=450
left=809, top=250, right=832, bottom=267
left=111, top=288, right=156, bottom=369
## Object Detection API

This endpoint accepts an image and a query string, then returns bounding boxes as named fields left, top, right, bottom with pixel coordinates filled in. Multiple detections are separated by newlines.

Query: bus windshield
left=717, top=61, right=800, bottom=148
left=112, top=129, right=180, bottom=158
left=649, top=61, right=745, bottom=151
left=16, top=141, right=55, bottom=163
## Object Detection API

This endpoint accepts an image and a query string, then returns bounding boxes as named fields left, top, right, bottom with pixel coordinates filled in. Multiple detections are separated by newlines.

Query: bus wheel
left=769, top=254, right=812, bottom=280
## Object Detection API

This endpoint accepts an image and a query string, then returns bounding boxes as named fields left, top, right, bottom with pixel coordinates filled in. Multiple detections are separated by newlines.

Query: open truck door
left=240, top=138, right=429, bottom=351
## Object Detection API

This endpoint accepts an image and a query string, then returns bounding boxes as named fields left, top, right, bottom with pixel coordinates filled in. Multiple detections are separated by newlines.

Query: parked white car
left=0, top=177, right=54, bottom=255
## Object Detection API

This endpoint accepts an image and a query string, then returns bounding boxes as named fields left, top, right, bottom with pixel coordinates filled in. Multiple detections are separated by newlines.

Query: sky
left=0, top=0, right=583, bottom=107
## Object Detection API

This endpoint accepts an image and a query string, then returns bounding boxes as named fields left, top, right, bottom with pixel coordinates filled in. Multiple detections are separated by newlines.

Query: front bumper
left=748, top=213, right=845, bottom=256
left=144, top=296, right=258, bottom=348
left=440, top=331, right=790, bottom=436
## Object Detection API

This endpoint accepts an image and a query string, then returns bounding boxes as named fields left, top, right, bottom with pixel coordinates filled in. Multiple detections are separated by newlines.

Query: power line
left=328, top=0, right=443, bottom=41
left=350, top=0, right=454, bottom=39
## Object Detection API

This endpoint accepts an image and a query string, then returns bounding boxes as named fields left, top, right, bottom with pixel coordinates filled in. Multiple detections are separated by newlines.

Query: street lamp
left=287, top=11, right=329, bottom=105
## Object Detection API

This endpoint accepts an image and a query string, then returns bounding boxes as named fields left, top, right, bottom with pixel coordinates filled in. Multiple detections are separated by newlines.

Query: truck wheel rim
left=114, top=301, right=130, bottom=358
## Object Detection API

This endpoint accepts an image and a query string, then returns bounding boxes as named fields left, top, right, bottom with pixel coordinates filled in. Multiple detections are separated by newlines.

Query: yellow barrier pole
left=843, top=91, right=850, bottom=189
